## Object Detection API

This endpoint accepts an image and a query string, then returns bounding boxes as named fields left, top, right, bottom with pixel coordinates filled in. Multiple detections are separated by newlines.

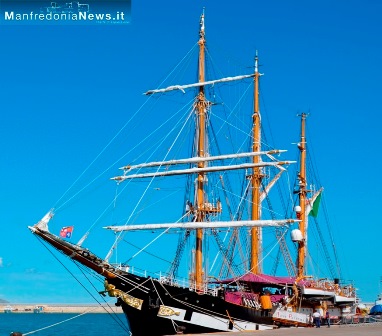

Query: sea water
left=0, top=313, right=130, bottom=336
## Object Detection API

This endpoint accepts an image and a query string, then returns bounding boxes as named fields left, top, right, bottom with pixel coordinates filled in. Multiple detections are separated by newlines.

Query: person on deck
left=312, top=310, right=321, bottom=328
left=325, top=310, right=330, bottom=327
left=259, top=292, right=272, bottom=316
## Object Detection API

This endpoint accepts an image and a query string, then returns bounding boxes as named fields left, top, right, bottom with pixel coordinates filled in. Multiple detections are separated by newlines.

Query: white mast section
left=30, top=210, right=54, bottom=232
left=104, top=219, right=298, bottom=232
left=145, top=74, right=255, bottom=95
left=120, top=149, right=286, bottom=171
left=112, top=161, right=295, bottom=182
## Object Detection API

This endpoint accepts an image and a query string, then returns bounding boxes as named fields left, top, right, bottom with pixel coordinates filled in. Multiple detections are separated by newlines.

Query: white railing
left=112, top=265, right=220, bottom=296
left=158, top=273, right=219, bottom=296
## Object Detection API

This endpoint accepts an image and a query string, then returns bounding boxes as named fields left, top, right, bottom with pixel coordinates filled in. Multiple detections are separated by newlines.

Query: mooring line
left=22, top=306, right=99, bottom=335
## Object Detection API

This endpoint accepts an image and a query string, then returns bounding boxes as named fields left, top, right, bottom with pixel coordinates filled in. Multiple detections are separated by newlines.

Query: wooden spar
left=297, top=113, right=307, bottom=278
left=29, top=226, right=118, bottom=280
left=195, top=11, right=207, bottom=291
left=250, top=53, right=262, bottom=274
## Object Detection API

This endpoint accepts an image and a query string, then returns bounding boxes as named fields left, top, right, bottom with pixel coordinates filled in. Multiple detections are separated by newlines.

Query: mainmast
left=194, top=10, right=208, bottom=290
left=250, top=53, right=262, bottom=274
left=296, top=113, right=307, bottom=278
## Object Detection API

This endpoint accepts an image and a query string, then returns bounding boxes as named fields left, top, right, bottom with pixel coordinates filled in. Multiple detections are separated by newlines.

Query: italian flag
left=307, top=188, right=323, bottom=218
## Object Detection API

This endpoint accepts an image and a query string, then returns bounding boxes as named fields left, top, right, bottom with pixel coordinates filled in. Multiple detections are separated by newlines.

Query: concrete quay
left=181, top=323, right=382, bottom=336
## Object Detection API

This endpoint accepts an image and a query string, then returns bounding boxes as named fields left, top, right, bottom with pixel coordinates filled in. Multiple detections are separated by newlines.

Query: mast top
left=255, top=50, right=258, bottom=73
left=298, top=112, right=309, bottom=119
left=254, top=51, right=264, bottom=77
left=199, top=9, right=205, bottom=38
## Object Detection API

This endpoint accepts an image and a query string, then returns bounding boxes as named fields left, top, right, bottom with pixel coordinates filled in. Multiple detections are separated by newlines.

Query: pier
left=182, top=323, right=382, bottom=336
left=1, top=303, right=122, bottom=314
left=3, top=304, right=381, bottom=336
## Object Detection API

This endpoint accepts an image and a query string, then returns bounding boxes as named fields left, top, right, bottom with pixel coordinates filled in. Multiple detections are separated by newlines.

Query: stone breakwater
left=1, top=303, right=123, bottom=313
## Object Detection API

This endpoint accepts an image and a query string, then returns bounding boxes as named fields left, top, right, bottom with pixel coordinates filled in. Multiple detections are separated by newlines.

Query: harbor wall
left=1, top=303, right=123, bottom=313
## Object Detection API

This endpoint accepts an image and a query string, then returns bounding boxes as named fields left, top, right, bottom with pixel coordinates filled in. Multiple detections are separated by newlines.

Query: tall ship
left=29, top=11, right=356, bottom=335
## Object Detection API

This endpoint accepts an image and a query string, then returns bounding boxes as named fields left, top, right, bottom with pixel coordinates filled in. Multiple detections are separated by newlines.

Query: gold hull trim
left=157, top=305, right=180, bottom=317
left=104, top=281, right=143, bottom=310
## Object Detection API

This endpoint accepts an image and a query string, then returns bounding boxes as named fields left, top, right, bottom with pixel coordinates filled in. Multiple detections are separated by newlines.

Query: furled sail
left=104, top=219, right=298, bottom=232
left=120, top=150, right=286, bottom=171
left=112, top=161, right=295, bottom=181
left=145, top=74, right=256, bottom=95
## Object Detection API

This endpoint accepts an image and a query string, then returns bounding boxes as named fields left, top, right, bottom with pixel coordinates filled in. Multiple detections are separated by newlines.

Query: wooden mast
left=296, top=113, right=307, bottom=278
left=195, top=10, right=207, bottom=290
left=250, top=53, right=262, bottom=274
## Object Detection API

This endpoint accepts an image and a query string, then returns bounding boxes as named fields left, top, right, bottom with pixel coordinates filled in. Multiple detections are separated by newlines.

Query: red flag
left=60, top=226, right=74, bottom=239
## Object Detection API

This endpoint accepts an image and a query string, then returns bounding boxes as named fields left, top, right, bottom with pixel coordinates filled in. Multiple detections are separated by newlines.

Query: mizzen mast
left=296, top=113, right=307, bottom=278
left=250, top=53, right=263, bottom=274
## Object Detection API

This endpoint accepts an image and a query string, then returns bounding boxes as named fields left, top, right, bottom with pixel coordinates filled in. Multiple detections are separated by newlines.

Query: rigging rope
left=33, top=235, right=130, bottom=334
left=123, top=211, right=191, bottom=264
left=49, top=45, right=199, bottom=257
left=54, top=42, right=198, bottom=211
left=105, top=103, right=195, bottom=261
left=123, top=239, right=173, bottom=265
left=22, top=306, right=128, bottom=336
left=150, top=278, right=179, bottom=334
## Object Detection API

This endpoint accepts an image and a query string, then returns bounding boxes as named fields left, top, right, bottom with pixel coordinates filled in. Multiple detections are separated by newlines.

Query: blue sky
left=1, top=0, right=382, bottom=304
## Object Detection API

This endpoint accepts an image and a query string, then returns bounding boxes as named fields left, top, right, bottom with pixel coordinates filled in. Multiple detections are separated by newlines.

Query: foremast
left=195, top=11, right=208, bottom=291
left=250, top=53, right=262, bottom=274
left=296, top=113, right=307, bottom=278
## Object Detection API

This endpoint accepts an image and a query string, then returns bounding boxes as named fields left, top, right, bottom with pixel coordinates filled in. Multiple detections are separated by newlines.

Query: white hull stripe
left=157, top=305, right=273, bottom=332
left=335, top=295, right=356, bottom=303
left=302, top=288, right=335, bottom=297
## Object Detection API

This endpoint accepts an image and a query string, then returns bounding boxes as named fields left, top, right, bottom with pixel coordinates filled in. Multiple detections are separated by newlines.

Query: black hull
left=108, top=274, right=274, bottom=336
left=122, top=304, right=222, bottom=336
left=29, top=229, right=275, bottom=335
